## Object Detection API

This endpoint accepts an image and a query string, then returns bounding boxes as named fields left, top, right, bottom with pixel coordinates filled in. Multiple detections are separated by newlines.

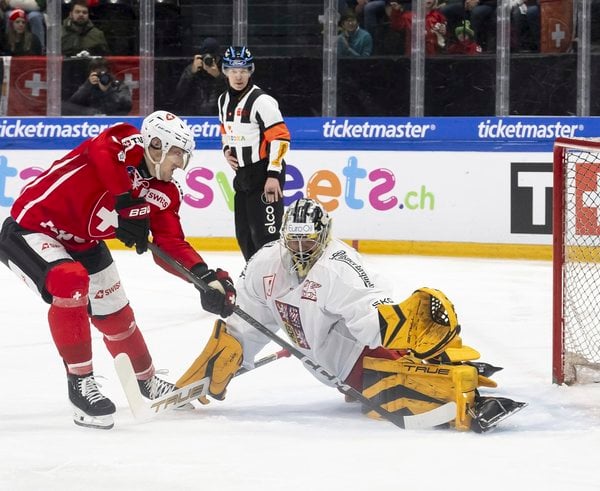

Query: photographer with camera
left=174, top=37, right=226, bottom=116
left=62, top=57, right=132, bottom=116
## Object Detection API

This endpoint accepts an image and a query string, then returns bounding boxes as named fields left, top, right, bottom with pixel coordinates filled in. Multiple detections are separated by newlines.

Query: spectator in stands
left=0, top=0, right=46, bottom=53
left=62, top=57, right=131, bottom=116
left=341, top=1, right=411, bottom=42
left=447, top=20, right=482, bottom=54
left=2, top=8, right=41, bottom=56
left=62, top=0, right=109, bottom=57
left=387, top=0, right=447, bottom=56
left=174, top=37, right=226, bottom=116
left=440, top=0, right=497, bottom=52
left=511, top=0, right=539, bottom=52
left=338, top=11, right=373, bottom=57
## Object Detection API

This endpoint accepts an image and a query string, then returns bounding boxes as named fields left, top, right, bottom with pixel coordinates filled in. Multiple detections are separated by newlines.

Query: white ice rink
left=1, top=250, right=599, bottom=491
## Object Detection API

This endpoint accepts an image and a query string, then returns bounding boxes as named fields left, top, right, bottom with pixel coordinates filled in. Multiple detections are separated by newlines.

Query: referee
left=217, top=46, right=291, bottom=261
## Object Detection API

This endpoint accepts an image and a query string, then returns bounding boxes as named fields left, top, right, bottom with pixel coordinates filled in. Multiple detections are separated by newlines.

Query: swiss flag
left=540, top=0, right=573, bottom=53
left=1, top=56, right=140, bottom=116
left=2, top=56, right=46, bottom=115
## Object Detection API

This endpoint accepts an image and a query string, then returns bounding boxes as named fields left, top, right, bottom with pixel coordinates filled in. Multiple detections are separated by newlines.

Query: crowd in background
left=337, top=0, right=544, bottom=57
left=1, top=0, right=596, bottom=59
left=0, top=0, right=598, bottom=117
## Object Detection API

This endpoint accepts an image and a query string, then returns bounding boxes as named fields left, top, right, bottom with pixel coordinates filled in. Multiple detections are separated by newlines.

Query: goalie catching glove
left=378, top=287, right=462, bottom=360
left=190, top=263, right=236, bottom=317
left=176, top=319, right=243, bottom=403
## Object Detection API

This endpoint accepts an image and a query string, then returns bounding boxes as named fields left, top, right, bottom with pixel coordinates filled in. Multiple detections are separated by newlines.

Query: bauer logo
left=510, top=162, right=553, bottom=234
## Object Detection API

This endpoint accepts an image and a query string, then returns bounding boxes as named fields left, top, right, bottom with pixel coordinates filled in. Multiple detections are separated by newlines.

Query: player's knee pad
left=362, top=355, right=479, bottom=431
left=378, top=287, right=461, bottom=360
left=91, top=303, right=136, bottom=338
left=45, top=261, right=89, bottom=303
left=176, top=319, right=243, bottom=403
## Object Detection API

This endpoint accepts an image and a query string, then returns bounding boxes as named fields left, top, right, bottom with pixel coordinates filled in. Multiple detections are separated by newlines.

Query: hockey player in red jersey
left=0, top=110, right=236, bottom=430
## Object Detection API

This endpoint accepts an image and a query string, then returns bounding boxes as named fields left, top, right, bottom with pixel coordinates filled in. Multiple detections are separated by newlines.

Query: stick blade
left=114, top=353, right=153, bottom=420
left=402, top=402, right=457, bottom=430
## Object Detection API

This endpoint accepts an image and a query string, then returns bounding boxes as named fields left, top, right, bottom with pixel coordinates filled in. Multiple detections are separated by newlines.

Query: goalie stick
left=146, top=242, right=457, bottom=430
left=115, top=349, right=291, bottom=421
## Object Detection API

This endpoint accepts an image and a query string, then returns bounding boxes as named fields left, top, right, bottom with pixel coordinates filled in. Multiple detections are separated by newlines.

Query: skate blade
left=72, top=406, right=114, bottom=430
left=480, top=401, right=528, bottom=433
left=174, top=402, right=195, bottom=410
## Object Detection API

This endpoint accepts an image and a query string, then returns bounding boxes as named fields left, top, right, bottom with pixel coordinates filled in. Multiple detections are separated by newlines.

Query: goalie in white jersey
left=178, top=198, right=526, bottom=432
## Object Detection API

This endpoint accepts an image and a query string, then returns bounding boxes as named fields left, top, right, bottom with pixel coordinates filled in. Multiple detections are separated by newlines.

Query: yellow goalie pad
left=176, top=319, right=243, bottom=403
left=378, top=287, right=461, bottom=360
left=362, top=355, right=479, bottom=431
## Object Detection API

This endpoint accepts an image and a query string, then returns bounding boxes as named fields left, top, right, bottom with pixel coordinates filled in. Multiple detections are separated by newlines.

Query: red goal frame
left=553, top=137, right=600, bottom=384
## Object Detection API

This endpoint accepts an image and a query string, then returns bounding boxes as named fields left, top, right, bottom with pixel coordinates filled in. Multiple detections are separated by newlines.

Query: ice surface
left=1, top=251, right=599, bottom=490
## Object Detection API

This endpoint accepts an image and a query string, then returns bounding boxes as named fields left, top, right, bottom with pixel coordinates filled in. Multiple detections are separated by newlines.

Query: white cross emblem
left=551, top=23, right=566, bottom=49
left=97, top=207, right=119, bottom=232
left=123, top=73, right=139, bottom=93
left=24, top=73, right=47, bottom=97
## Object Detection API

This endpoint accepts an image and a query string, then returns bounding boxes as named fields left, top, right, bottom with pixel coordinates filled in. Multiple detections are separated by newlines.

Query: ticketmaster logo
left=0, top=119, right=115, bottom=138
left=477, top=119, right=582, bottom=139
left=322, top=119, right=434, bottom=138
left=0, top=119, right=220, bottom=140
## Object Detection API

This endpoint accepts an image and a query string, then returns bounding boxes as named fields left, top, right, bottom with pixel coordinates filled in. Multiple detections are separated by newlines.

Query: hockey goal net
left=553, top=137, right=600, bottom=384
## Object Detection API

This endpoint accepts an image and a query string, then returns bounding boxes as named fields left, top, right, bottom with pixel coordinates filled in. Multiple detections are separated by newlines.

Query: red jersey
left=11, top=123, right=204, bottom=271
left=390, top=9, right=447, bottom=56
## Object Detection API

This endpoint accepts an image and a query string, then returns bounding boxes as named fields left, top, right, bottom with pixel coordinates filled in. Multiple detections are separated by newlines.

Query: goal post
left=553, top=137, right=600, bottom=385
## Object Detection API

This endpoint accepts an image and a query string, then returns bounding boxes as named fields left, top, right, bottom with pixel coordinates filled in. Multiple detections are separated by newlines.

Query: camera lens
left=99, top=72, right=111, bottom=85
left=203, top=55, right=215, bottom=67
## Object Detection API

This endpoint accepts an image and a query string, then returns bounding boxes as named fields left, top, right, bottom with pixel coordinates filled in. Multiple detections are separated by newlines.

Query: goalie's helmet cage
left=282, top=198, right=331, bottom=278
left=222, top=46, right=255, bottom=74
left=141, top=110, right=195, bottom=171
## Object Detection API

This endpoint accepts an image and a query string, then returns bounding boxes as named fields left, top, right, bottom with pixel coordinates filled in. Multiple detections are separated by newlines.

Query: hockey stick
left=115, top=349, right=291, bottom=421
left=147, top=243, right=457, bottom=430
left=236, top=348, right=291, bottom=376
left=115, top=353, right=209, bottom=420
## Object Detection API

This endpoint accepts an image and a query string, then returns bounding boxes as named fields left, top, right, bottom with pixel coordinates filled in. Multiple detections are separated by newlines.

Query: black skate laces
left=142, top=369, right=175, bottom=399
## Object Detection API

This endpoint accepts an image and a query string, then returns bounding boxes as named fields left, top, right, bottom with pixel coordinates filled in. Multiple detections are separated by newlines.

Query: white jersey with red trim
left=226, top=238, right=394, bottom=384
left=10, top=123, right=204, bottom=270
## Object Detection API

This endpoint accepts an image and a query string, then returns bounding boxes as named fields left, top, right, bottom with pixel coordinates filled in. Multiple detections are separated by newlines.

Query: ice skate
left=68, top=373, right=116, bottom=430
left=470, top=396, right=527, bottom=433
left=138, top=374, right=194, bottom=409
left=138, top=374, right=177, bottom=400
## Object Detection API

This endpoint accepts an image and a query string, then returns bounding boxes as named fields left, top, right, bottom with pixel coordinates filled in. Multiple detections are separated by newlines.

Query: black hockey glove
left=191, top=263, right=236, bottom=317
left=114, top=191, right=150, bottom=255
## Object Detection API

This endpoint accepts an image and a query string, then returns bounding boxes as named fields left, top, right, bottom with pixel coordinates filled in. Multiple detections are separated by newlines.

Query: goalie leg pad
left=362, top=355, right=479, bottom=431
left=176, top=319, right=243, bottom=402
left=378, top=287, right=461, bottom=360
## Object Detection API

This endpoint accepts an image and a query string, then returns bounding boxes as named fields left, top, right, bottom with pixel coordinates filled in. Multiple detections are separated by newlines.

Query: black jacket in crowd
left=62, top=79, right=132, bottom=116
left=174, top=64, right=227, bottom=116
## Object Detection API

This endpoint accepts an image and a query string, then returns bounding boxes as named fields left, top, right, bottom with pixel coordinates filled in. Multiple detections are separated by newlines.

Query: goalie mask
left=282, top=198, right=331, bottom=279
left=141, top=111, right=195, bottom=180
